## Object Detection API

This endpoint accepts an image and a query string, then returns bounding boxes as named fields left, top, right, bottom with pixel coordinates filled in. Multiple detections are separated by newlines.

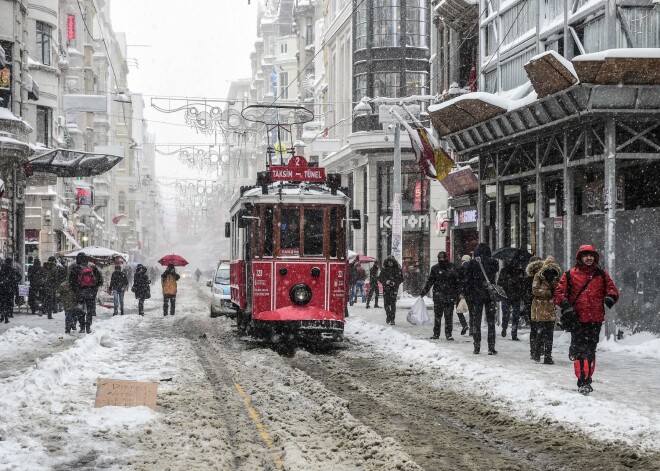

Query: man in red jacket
left=554, top=245, right=619, bottom=395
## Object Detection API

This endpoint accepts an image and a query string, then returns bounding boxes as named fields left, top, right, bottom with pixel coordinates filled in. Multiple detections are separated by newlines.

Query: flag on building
left=392, top=106, right=455, bottom=183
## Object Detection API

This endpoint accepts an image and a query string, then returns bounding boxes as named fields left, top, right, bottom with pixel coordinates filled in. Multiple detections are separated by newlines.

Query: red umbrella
left=357, top=255, right=376, bottom=263
left=158, top=254, right=189, bottom=267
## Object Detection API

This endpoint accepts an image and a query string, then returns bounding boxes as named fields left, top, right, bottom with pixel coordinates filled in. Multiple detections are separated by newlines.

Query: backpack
left=78, top=266, right=96, bottom=287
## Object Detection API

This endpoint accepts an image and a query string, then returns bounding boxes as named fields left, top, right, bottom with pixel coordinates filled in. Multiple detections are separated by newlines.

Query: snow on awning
left=58, top=229, right=82, bottom=250
left=428, top=93, right=508, bottom=136
left=524, top=50, right=578, bottom=99
left=29, top=149, right=123, bottom=177
left=0, top=44, right=5, bottom=68
left=26, top=74, right=40, bottom=101
left=572, top=48, right=660, bottom=85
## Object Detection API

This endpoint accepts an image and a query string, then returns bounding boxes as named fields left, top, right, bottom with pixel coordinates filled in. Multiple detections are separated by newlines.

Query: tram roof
left=230, top=182, right=349, bottom=213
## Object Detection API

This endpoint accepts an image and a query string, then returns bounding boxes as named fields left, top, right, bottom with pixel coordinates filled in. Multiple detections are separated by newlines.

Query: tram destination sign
left=270, top=155, right=326, bottom=182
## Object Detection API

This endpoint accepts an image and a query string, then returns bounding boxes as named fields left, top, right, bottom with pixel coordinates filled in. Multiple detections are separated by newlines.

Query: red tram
left=225, top=105, right=359, bottom=343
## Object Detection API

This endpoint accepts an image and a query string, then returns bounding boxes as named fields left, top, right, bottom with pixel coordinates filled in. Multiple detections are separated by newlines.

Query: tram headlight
left=290, top=283, right=312, bottom=306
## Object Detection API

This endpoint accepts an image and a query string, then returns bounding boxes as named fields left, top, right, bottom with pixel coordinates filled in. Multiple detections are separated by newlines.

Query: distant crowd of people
left=0, top=254, right=185, bottom=333
left=350, top=243, right=619, bottom=395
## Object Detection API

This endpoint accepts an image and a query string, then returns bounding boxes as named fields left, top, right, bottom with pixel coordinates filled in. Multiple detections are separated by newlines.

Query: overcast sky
left=110, top=0, right=257, bottom=180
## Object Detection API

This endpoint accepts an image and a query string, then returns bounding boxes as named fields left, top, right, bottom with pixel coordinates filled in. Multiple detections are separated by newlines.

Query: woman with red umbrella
left=161, top=264, right=180, bottom=316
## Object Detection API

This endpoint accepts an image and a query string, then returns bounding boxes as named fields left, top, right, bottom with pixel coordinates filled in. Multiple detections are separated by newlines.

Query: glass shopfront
left=377, top=162, right=430, bottom=294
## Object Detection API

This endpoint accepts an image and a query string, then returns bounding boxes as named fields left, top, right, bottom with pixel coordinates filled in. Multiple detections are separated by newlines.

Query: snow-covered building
left=429, top=0, right=660, bottom=335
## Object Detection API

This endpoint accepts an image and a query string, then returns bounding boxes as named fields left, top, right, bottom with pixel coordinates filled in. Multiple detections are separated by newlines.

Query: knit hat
left=461, top=255, right=471, bottom=263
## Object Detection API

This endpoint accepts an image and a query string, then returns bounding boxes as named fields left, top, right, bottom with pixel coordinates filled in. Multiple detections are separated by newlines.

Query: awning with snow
left=29, top=149, right=123, bottom=177
left=58, top=229, right=82, bottom=249
left=428, top=93, right=508, bottom=136
left=26, top=74, right=40, bottom=101
left=0, top=44, right=6, bottom=68
left=524, top=51, right=578, bottom=99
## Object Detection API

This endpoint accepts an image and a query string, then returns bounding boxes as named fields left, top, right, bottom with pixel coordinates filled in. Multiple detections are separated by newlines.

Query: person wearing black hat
left=420, top=251, right=464, bottom=340
left=68, top=252, right=103, bottom=333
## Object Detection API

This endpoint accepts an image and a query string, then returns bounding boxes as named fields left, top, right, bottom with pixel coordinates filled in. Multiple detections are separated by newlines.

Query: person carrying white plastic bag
left=407, top=297, right=430, bottom=325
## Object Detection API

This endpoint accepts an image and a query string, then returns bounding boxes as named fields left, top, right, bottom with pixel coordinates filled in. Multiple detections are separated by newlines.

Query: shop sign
left=380, top=214, right=430, bottom=231
left=67, top=15, right=76, bottom=41
left=453, top=208, right=477, bottom=227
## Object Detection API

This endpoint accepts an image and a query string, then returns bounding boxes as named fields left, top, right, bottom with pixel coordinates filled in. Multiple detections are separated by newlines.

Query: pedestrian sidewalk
left=347, top=298, right=660, bottom=452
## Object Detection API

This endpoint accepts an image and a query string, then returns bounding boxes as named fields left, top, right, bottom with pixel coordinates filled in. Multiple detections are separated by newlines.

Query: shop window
left=36, top=21, right=52, bottom=67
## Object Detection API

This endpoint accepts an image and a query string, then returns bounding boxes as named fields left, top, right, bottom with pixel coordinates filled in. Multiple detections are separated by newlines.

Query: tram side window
left=264, top=206, right=274, bottom=256
left=280, top=208, right=300, bottom=255
left=329, top=207, right=338, bottom=258
left=303, top=209, right=324, bottom=256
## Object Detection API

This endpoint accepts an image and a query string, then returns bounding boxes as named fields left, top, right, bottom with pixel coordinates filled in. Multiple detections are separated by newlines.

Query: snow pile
left=573, top=48, right=660, bottom=61
left=346, top=317, right=660, bottom=452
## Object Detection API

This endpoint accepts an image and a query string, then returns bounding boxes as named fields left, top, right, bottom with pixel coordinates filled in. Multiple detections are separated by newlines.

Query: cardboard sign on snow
left=95, top=378, right=158, bottom=410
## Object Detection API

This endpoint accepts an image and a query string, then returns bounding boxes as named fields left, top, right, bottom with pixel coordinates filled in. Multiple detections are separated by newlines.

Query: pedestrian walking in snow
left=131, top=264, right=150, bottom=316
left=420, top=251, right=465, bottom=340
left=68, top=252, right=103, bottom=333
left=455, top=254, right=473, bottom=334
left=27, top=258, right=44, bottom=315
left=350, top=261, right=367, bottom=304
left=161, top=264, right=180, bottom=316
left=462, top=243, right=500, bottom=355
left=524, top=256, right=543, bottom=359
left=531, top=256, right=561, bottom=364
left=0, top=258, right=20, bottom=324
left=58, top=265, right=78, bottom=333
left=365, top=262, right=380, bottom=309
left=195, top=268, right=202, bottom=283
left=554, top=245, right=619, bottom=395
left=378, top=255, right=403, bottom=325
left=40, top=257, right=60, bottom=320
left=109, top=263, right=129, bottom=316
left=498, top=261, right=526, bottom=340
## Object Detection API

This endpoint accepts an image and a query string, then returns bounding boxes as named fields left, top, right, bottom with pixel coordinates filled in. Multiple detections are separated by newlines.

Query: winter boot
left=473, top=344, right=480, bottom=354
left=543, top=357, right=554, bottom=365
left=365, top=305, right=370, bottom=309
left=86, top=326, right=91, bottom=334
left=48, top=314, right=53, bottom=320
left=461, top=325, right=469, bottom=336
left=79, top=325, right=85, bottom=333
left=501, top=328, right=506, bottom=337
left=488, top=347, right=498, bottom=355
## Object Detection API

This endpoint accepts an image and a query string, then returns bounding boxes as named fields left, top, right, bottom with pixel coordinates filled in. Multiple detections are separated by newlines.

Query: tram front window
left=304, top=209, right=324, bottom=256
left=280, top=208, right=300, bottom=255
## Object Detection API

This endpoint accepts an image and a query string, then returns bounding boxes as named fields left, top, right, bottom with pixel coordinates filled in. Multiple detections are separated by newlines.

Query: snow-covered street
left=0, top=281, right=659, bottom=470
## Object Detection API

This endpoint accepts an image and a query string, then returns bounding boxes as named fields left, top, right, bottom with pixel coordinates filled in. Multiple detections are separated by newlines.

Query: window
left=355, top=1, right=367, bottom=49
left=373, top=0, right=401, bottom=48
left=501, top=1, right=537, bottom=46
left=279, top=72, right=289, bottom=99
left=303, top=209, right=324, bottom=256
left=280, top=208, right=300, bottom=255
left=406, top=1, right=428, bottom=47
left=373, top=72, right=400, bottom=98
left=280, top=43, right=287, bottom=54
left=305, top=17, right=314, bottom=46
left=330, top=207, right=338, bottom=258
left=405, top=72, right=428, bottom=96
left=501, top=48, right=535, bottom=91
left=484, top=22, right=498, bottom=58
left=36, top=21, right=52, bottom=66
left=544, top=0, right=564, bottom=25
left=118, top=192, right=126, bottom=214
left=36, top=106, right=52, bottom=147
left=0, top=40, right=13, bottom=109
left=264, top=206, right=274, bottom=256
left=617, top=7, right=660, bottom=48
left=354, top=73, right=367, bottom=103
left=484, top=68, right=498, bottom=93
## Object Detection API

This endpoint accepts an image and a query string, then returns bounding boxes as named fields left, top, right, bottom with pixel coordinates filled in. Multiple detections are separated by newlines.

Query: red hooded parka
left=553, top=245, right=619, bottom=323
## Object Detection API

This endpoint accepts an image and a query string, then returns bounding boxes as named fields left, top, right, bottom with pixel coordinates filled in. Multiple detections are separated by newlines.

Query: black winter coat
left=68, top=263, right=103, bottom=301
left=461, top=243, right=499, bottom=303
left=420, top=261, right=461, bottom=304
left=132, top=267, right=151, bottom=299
left=109, top=270, right=129, bottom=292
left=0, top=263, right=21, bottom=301
left=497, top=265, right=526, bottom=301
left=378, top=256, right=403, bottom=293
left=369, top=264, right=379, bottom=284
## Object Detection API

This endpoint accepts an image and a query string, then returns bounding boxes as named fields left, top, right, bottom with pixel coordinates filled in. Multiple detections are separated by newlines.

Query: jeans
left=163, top=294, right=176, bottom=315
left=366, top=281, right=379, bottom=307
left=351, top=281, right=365, bottom=303
left=64, top=309, right=78, bottom=332
left=113, top=290, right=125, bottom=315
left=501, top=299, right=521, bottom=338
left=467, top=299, right=497, bottom=350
